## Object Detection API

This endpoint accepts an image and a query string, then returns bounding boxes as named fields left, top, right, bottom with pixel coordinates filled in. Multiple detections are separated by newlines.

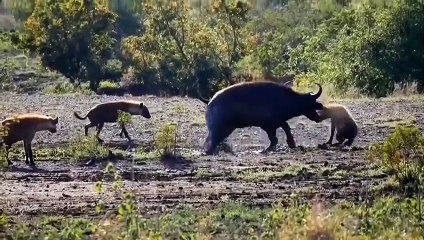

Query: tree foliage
left=120, top=0, right=250, bottom=97
left=7, top=0, right=424, bottom=97
left=291, top=0, right=424, bottom=96
left=13, top=0, right=118, bottom=90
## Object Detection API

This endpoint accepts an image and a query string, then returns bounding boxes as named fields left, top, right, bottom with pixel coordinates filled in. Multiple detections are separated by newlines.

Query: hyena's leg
left=23, top=140, right=34, bottom=165
left=120, top=124, right=131, bottom=142
left=85, top=122, right=97, bottom=136
left=96, top=122, right=105, bottom=143
left=23, top=142, right=29, bottom=164
left=5, top=144, right=12, bottom=165
left=326, top=119, right=336, bottom=145
left=27, top=142, right=35, bottom=165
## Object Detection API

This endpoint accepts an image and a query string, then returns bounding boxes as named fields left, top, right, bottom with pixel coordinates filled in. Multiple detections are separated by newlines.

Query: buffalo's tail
left=73, top=111, right=88, bottom=120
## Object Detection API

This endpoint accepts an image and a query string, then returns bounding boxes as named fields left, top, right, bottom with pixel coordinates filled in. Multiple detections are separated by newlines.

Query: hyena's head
left=129, top=102, right=151, bottom=119
left=45, top=116, right=59, bottom=133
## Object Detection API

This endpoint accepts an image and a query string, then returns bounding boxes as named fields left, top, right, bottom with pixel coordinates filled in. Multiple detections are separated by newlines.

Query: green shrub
left=117, top=110, right=132, bottom=126
left=14, top=0, right=118, bottom=91
left=68, top=136, right=110, bottom=160
left=99, top=80, right=120, bottom=89
left=368, top=124, right=424, bottom=186
left=155, top=122, right=178, bottom=157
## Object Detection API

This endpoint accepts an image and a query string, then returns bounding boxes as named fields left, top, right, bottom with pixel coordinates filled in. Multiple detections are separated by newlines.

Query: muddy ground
left=0, top=92, right=423, bottom=221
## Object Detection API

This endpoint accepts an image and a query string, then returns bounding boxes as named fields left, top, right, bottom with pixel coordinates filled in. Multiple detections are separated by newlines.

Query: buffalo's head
left=299, top=83, right=324, bottom=123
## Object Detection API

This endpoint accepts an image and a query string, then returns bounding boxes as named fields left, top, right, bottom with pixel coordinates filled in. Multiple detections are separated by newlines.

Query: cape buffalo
left=201, top=81, right=324, bottom=155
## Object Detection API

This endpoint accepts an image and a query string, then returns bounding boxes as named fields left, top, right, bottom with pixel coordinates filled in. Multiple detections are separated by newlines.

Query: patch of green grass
left=34, top=136, right=111, bottom=161
left=44, top=81, right=92, bottom=95
left=322, top=164, right=387, bottom=180
left=8, top=216, right=95, bottom=240
left=0, top=213, right=8, bottom=230
left=237, top=163, right=313, bottom=182
left=5, top=196, right=424, bottom=239
left=0, top=31, right=17, bottom=52
left=134, top=148, right=160, bottom=161
left=371, top=176, right=400, bottom=193
left=374, top=115, right=417, bottom=128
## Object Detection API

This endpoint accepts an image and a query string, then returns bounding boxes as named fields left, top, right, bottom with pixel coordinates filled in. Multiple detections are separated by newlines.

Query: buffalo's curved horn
left=309, top=83, right=322, bottom=99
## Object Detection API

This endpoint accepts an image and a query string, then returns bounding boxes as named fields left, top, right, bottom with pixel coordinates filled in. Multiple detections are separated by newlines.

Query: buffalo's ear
left=139, top=103, right=144, bottom=107
left=53, top=117, right=59, bottom=124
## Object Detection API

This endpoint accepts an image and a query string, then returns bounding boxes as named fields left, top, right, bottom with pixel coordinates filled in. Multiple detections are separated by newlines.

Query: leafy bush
left=368, top=124, right=424, bottom=186
left=14, top=0, right=118, bottom=90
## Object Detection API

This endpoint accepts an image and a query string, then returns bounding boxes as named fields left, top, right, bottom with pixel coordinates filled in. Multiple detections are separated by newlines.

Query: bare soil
left=0, top=92, right=423, bottom=220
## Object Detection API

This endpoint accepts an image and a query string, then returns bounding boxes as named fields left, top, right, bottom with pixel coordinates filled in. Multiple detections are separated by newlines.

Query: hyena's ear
left=139, top=103, right=144, bottom=107
left=53, top=117, right=59, bottom=124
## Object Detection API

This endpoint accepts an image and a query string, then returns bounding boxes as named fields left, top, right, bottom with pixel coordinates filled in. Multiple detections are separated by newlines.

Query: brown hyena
left=0, top=113, right=59, bottom=165
left=317, top=103, right=358, bottom=147
left=74, top=100, right=151, bottom=143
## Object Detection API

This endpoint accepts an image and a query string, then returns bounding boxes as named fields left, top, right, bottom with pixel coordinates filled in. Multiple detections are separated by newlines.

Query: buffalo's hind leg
left=281, top=122, right=296, bottom=148
left=344, top=137, right=354, bottom=146
left=205, top=127, right=234, bottom=155
left=261, top=127, right=278, bottom=154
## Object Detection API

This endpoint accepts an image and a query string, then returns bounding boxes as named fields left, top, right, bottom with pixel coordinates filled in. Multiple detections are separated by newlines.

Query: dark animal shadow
left=80, top=150, right=125, bottom=167
left=104, top=140, right=155, bottom=152
left=317, top=143, right=363, bottom=152
left=159, top=153, right=193, bottom=171
left=8, top=163, right=68, bottom=174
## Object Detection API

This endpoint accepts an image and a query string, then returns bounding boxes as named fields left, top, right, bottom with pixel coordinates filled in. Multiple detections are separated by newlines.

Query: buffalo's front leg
left=261, top=127, right=278, bottom=153
left=281, top=122, right=296, bottom=148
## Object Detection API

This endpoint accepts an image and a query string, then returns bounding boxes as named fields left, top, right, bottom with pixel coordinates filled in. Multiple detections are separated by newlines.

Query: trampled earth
left=0, top=92, right=423, bottom=220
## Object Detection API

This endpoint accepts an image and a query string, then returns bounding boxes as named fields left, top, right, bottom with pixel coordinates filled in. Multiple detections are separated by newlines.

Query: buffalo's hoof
left=260, top=149, right=269, bottom=155
left=205, top=149, right=215, bottom=155
left=317, top=143, right=329, bottom=150
left=287, top=143, right=296, bottom=149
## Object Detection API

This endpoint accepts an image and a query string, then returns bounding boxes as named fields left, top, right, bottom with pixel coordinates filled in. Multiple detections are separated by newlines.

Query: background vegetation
left=0, top=1, right=424, bottom=238
left=0, top=0, right=422, bottom=97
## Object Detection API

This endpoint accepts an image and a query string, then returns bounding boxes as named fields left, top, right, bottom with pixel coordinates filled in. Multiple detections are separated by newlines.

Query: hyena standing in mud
left=0, top=113, right=59, bottom=166
left=317, top=103, right=358, bottom=147
left=73, top=100, right=151, bottom=143
left=198, top=81, right=325, bottom=155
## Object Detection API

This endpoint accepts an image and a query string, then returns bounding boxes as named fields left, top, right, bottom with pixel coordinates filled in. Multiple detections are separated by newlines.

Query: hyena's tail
left=73, top=111, right=88, bottom=120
